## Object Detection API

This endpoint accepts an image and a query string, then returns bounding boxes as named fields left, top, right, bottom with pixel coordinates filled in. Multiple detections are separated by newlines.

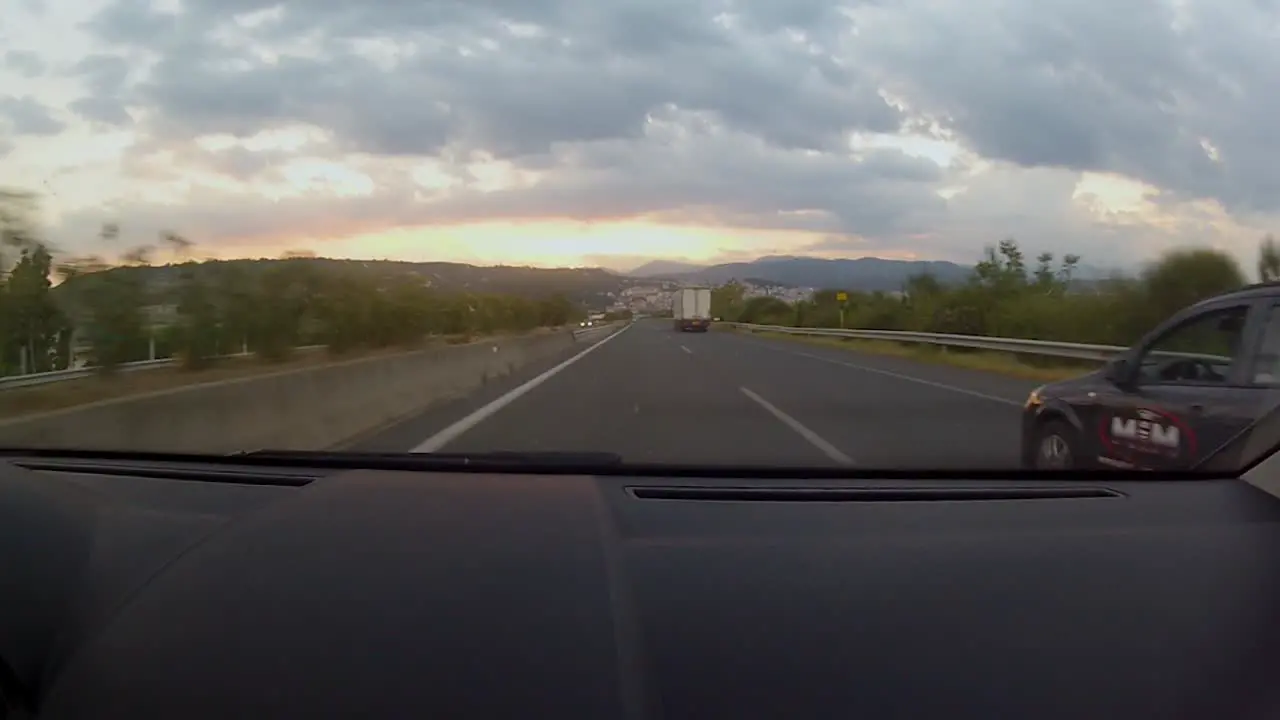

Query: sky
left=0, top=0, right=1277, bottom=273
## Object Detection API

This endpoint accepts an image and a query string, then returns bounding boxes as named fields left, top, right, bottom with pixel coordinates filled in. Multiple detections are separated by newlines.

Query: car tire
left=1031, top=419, right=1080, bottom=470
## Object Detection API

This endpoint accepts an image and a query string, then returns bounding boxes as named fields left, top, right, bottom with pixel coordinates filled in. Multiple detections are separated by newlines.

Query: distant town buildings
left=612, top=278, right=818, bottom=314
left=740, top=281, right=814, bottom=304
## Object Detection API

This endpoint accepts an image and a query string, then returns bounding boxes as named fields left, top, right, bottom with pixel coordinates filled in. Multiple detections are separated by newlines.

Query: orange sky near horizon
left=185, top=219, right=925, bottom=270
left=173, top=171, right=1171, bottom=270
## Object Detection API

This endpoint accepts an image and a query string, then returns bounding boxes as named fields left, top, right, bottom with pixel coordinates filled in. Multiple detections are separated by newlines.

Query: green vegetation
left=1, top=190, right=71, bottom=377
left=8, top=179, right=1270, bottom=388
left=713, top=238, right=1269, bottom=378
left=0, top=190, right=587, bottom=381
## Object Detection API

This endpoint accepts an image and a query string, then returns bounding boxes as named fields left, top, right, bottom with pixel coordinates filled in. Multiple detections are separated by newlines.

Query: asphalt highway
left=353, top=319, right=1044, bottom=468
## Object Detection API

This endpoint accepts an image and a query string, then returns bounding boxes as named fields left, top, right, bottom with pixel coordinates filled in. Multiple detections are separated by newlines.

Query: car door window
left=1135, top=305, right=1250, bottom=386
left=1251, top=304, right=1280, bottom=385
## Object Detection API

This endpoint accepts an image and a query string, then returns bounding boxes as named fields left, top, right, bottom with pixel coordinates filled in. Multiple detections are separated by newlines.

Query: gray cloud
left=68, top=96, right=132, bottom=126
left=850, top=0, right=1280, bottom=214
left=4, top=50, right=45, bottom=77
left=0, top=96, right=65, bottom=135
left=61, top=53, right=137, bottom=126
left=70, top=53, right=134, bottom=96
left=84, top=0, right=899, bottom=154
left=51, top=0, right=1280, bottom=264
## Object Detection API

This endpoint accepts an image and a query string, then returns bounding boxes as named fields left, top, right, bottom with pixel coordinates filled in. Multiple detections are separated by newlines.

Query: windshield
left=1, top=0, right=1277, bottom=474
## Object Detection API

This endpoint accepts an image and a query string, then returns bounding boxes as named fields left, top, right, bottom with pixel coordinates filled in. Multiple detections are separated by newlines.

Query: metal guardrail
left=728, top=324, right=1233, bottom=366
left=0, top=347, right=329, bottom=391
left=0, top=358, right=174, bottom=390
left=729, top=323, right=1126, bottom=361
left=0, top=324, right=618, bottom=391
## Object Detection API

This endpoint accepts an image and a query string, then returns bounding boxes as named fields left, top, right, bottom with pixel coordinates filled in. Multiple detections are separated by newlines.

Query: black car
left=1022, top=282, right=1280, bottom=470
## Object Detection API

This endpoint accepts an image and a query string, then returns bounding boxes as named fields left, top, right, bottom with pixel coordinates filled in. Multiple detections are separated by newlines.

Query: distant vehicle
left=673, top=287, right=712, bottom=332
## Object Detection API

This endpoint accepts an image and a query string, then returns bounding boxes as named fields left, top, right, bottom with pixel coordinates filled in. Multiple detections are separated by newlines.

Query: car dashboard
left=3, top=454, right=1280, bottom=719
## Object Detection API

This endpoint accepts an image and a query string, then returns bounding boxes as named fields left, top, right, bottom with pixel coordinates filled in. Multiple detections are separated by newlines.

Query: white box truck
left=673, top=287, right=712, bottom=332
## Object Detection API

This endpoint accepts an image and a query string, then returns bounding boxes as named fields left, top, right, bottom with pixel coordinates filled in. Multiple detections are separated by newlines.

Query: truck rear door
left=695, top=289, right=711, bottom=319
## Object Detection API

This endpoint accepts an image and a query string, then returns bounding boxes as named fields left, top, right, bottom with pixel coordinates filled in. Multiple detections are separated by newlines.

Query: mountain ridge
left=628, top=255, right=973, bottom=292
left=627, top=254, right=1116, bottom=291
left=53, top=257, right=633, bottom=310
left=54, top=254, right=1116, bottom=313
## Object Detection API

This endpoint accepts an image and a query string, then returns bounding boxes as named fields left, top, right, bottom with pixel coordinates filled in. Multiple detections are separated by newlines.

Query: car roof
left=9, top=460, right=1280, bottom=719
left=1197, top=281, right=1280, bottom=306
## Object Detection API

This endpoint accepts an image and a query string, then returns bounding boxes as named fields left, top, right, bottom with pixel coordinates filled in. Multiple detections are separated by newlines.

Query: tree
left=81, top=272, right=149, bottom=371
left=208, top=263, right=256, bottom=355
left=175, top=269, right=220, bottom=369
left=252, top=261, right=312, bottom=361
left=1059, top=254, right=1081, bottom=284
left=738, top=296, right=792, bottom=325
left=0, top=190, right=66, bottom=374
left=79, top=223, right=152, bottom=372
left=973, top=238, right=1027, bottom=294
left=1141, top=248, right=1245, bottom=326
left=1260, top=234, right=1280, bottom=282
left=539, top=294, right=574, bottom=327
left=1033, top=252, right=1056, bottom=288
left=710, top=281, right=746, bottom=321
left=7, top=245, right=65, bottom=373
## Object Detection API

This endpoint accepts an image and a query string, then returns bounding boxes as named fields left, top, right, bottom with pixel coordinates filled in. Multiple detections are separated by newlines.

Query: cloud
left=0, top=0, right=1275, bottom=272
left=0, top=96, right=65, bottom=135
left=67, top=96, right=133, bottom=126
left=850, top=0, right=1280, bottom=216
left=4, top=50, right=45, bottom=78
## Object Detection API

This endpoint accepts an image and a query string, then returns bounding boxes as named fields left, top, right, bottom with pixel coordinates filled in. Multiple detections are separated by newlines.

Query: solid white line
left=680, top=345, right=692, bottom=354
left=753, top=343, right=1023, bottom=407
left=411, top=325, right=631, bottom=452
left=739, top=386, right=856, bottom=466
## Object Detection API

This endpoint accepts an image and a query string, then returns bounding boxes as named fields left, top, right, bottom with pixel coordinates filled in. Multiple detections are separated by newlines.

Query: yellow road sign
left=836, top=291, right=848, bottom=302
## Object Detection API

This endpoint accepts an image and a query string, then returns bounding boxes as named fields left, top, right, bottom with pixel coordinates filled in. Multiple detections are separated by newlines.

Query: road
left=353, top=319, right=1042, bottom=468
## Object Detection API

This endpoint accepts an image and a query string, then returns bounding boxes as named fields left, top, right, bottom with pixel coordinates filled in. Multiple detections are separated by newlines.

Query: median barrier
left=0, top=328, right=596, bottom=454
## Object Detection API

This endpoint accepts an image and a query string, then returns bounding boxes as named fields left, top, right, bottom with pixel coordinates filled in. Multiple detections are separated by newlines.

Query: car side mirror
left=1104, top=357, right=1132, bottom=386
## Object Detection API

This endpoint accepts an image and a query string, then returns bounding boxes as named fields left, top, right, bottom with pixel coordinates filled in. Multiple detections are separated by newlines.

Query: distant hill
left=54, top=255, right=1121, bottom=314
left=627, top=254, right=1120, bottom=292
left=627, top=259, right=708, bottom=277
left=55, top=257, right=637, bottom=309
left=641, top=256, right=971, bottom=292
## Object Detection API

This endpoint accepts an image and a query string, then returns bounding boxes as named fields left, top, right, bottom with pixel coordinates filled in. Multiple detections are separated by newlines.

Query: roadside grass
left=0, top=328, right=569, bottom=420
left=744, top=330, right=1098, bottom=383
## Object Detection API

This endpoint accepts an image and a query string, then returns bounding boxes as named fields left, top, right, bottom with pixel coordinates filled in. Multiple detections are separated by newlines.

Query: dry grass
left=747, top=331, right=1096, bottom=382
left=0, top=328, right=562, bottom=420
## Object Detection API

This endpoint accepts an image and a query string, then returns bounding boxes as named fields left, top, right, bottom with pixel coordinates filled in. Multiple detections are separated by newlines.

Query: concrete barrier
left=0, top=327, right=602, bottom=454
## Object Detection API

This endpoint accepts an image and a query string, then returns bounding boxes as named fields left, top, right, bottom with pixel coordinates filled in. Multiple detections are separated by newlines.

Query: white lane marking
left=411, top=324, right=632, bottom=452
left=750, top=342, right=1023, bottom=407
left=680, top=345, right=693, bottom=355
left=740, top=386, right=856, bottom=466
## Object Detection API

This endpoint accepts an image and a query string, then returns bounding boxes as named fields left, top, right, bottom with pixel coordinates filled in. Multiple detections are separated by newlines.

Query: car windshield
left=1, top=1, right=1277, bottom=475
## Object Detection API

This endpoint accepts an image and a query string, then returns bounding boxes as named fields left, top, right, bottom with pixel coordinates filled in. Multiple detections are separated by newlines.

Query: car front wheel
left=1032, top=420, right=1080, bottom=470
